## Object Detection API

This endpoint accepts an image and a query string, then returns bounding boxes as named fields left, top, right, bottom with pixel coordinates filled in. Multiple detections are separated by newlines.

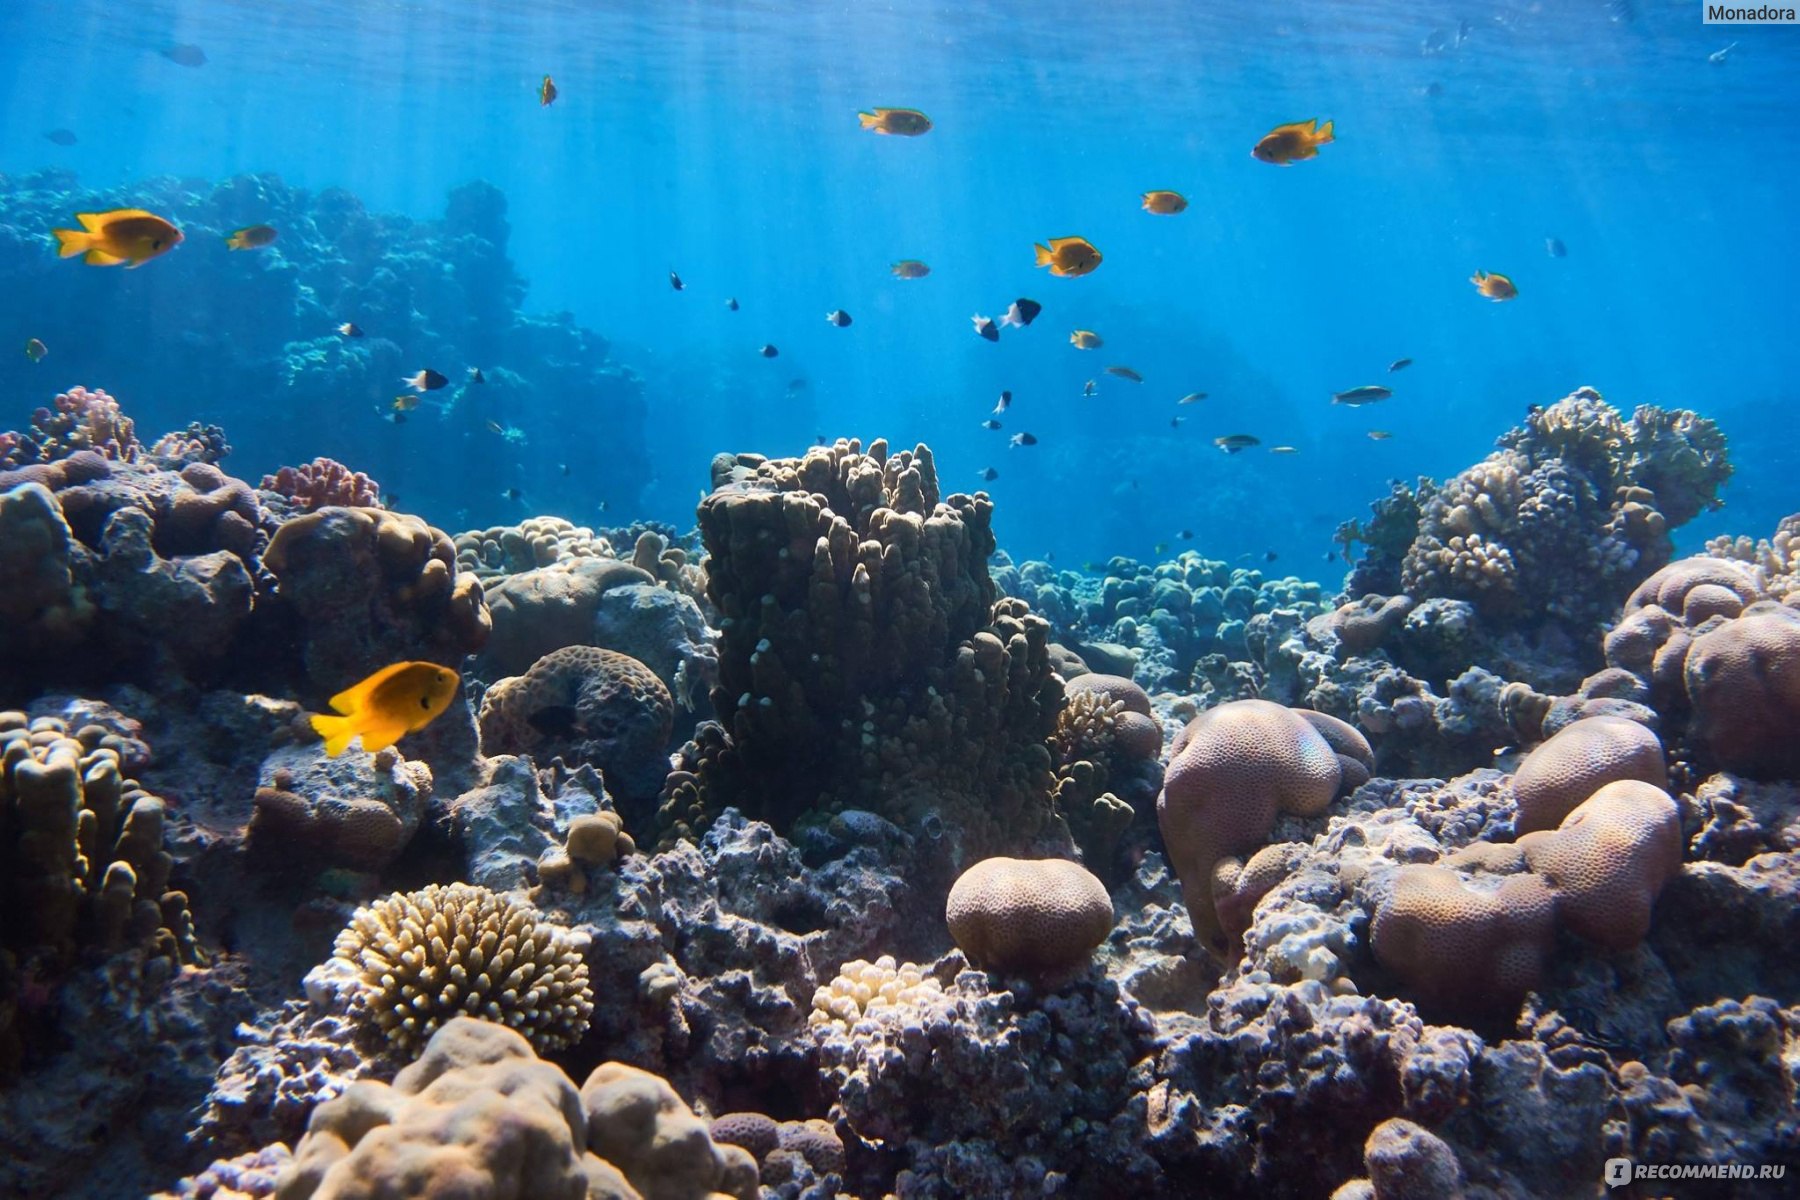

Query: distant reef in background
left=0, top=170, right=647, bottom=524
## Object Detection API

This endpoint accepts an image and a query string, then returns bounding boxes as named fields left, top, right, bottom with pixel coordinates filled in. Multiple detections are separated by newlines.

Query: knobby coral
left=260, top=457, right=382, bottom=511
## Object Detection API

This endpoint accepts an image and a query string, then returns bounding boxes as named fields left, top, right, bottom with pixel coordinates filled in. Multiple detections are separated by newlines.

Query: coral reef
left=945, top=856, right=1114, bottom=983
left=0, top=170, right=653, bottom=522
left=272, top=1017, right=757, bottom=1200
left=259, top=457, right=381, bottom=512
left=657, top=438, right=1066, bottom=867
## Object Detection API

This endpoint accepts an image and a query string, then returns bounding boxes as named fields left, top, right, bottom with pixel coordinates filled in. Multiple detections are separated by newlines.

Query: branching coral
left=260, top=457, right=381, bottom=511
left=1346, top=387, right=1733, bottom=631
left=12, top=386, right=141, bottom=464
left=331, top=882, right=593, bottom=1058
left=147, top=421, right=232, bottom=466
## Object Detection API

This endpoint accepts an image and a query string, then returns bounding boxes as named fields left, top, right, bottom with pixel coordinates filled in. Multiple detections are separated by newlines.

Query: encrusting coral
left=330, top=882, right=593, bottom=1059
left=272, top=1016, right=758, bottom=1200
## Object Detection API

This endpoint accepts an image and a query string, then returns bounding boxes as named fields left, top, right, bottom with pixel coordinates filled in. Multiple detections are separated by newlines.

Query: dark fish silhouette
left=43, top=129, right=77, bottom=146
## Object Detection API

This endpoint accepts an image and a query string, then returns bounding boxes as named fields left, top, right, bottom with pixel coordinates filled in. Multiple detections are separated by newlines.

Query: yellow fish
left=858, top=107, right=932, bottom=135
left=53, top=208, right=183, bottom=267
left=1069, top=330, right=1103, bottom=349
left=1034, top=236, right=1102, bottom=277
left=1470, top=270, right=1518, bottom=300
left=1252, top=119, right=1335, bottom=165
left=540, top=75, right=558, bottom=106
left=392, top=394, right=420, bottom=412
left=891, top=259, right=931, bottom=279
left=1142, top=190, right=1188, bottom=215
left=226, top=224, right=277, bottom=250
left=309, top=661, right=461, bottom=756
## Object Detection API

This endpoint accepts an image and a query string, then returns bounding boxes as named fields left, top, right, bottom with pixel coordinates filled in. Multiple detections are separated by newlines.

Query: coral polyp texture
left=272, top=1017, right=757, bottom=1200
left=656, top=437, right=1065, bottom=861
left=331, top=882, right=594, bottom=1058
left=945, top=856, right=1114, bottom=981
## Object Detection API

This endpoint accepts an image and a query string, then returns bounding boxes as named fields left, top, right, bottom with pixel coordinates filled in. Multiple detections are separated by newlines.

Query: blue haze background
left=2, top=0, right=1795, bottom=566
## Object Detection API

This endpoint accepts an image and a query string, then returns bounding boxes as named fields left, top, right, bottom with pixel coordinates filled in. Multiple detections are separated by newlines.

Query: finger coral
left=259, top=456, right=381, bottom=511
left=331, top=882, right=593, bottom=1058
left=656, top=437, right=1064, bottom=861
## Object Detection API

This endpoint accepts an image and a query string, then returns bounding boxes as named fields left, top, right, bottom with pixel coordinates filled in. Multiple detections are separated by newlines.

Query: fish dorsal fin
left=1272, top=120, right=1315, bottom=136
left=1049, top=237, right=1083, bottom=250
left=81, top=208, right=157, bottom=227
left=328, top=661, right=414, bottom=715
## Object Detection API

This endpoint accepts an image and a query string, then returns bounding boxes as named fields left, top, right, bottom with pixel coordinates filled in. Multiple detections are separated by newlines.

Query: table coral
left=330, top=882, right=593, bottom=1059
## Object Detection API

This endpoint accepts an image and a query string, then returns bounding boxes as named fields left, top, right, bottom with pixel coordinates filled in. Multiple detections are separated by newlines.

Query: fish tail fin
left=53, top=227, right=91, bottom=258
left=858, top=111, right=879, bottom=128
left=1034, top=243, right=1053, bottom=267
left=1315, top=119, right=1334, bottom=143
left=308, top=712, right=359, bottom=757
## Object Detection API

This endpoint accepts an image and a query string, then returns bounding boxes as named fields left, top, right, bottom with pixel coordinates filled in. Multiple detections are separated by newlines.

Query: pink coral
left=260, top=457, right=382, bottom=511
left=29, top=386, right=140, bottom=462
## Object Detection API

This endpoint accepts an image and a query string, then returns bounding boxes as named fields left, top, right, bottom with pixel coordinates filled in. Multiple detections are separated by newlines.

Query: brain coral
left=1684, top=606, right=1800, bottom=779
left=275, top=1016, right=757, bottom=1200
left=1601, top=546, right=1800, bottom=779
left=945, top=856, right=1114, bottom=982
left=332, top=882, right=593, bottom=1058
left=1159, top=699, right=1341, bottom=958
left=1370, top=865, right=1557, bottom=1015
left=1512, top=714, right=1666, bottom=834
left=1521, top=779, right=1682, bottom=950
left=477, top=645, right=674, bottom=808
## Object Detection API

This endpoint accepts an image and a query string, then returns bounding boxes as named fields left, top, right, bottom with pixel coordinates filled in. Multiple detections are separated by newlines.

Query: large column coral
left=656, top=438, right=1064, bottom=863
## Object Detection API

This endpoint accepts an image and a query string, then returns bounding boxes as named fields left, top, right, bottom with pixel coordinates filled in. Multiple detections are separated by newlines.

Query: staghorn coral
left=656, top=437, right=1065, bottom=863
left=330, top=882, right=593, bottom=1059
left=273, top=1017, right=756, bottom=1200
left=478, top=645, right=674, bottom=810
left=259, top=457, right=381, bottom=512
left=264, top=504, right=489, bottom=683
left=945, top=856, right=1114, bottom=983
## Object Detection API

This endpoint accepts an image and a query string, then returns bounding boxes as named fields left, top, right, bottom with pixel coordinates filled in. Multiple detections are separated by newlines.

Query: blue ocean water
left=2, top=0, right=1795, bottom=566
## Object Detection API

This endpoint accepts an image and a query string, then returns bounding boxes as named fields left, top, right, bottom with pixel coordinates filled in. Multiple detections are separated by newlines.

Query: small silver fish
left=826, top=309, right=852, bottom=327
left=1010, top=431, right=1037, bottom=447
left=993, top=390, right=1012, bottom=415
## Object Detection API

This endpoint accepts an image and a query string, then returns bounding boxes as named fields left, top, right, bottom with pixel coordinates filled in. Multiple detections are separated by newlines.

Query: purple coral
left=259, top=456, right=382, bottom=510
